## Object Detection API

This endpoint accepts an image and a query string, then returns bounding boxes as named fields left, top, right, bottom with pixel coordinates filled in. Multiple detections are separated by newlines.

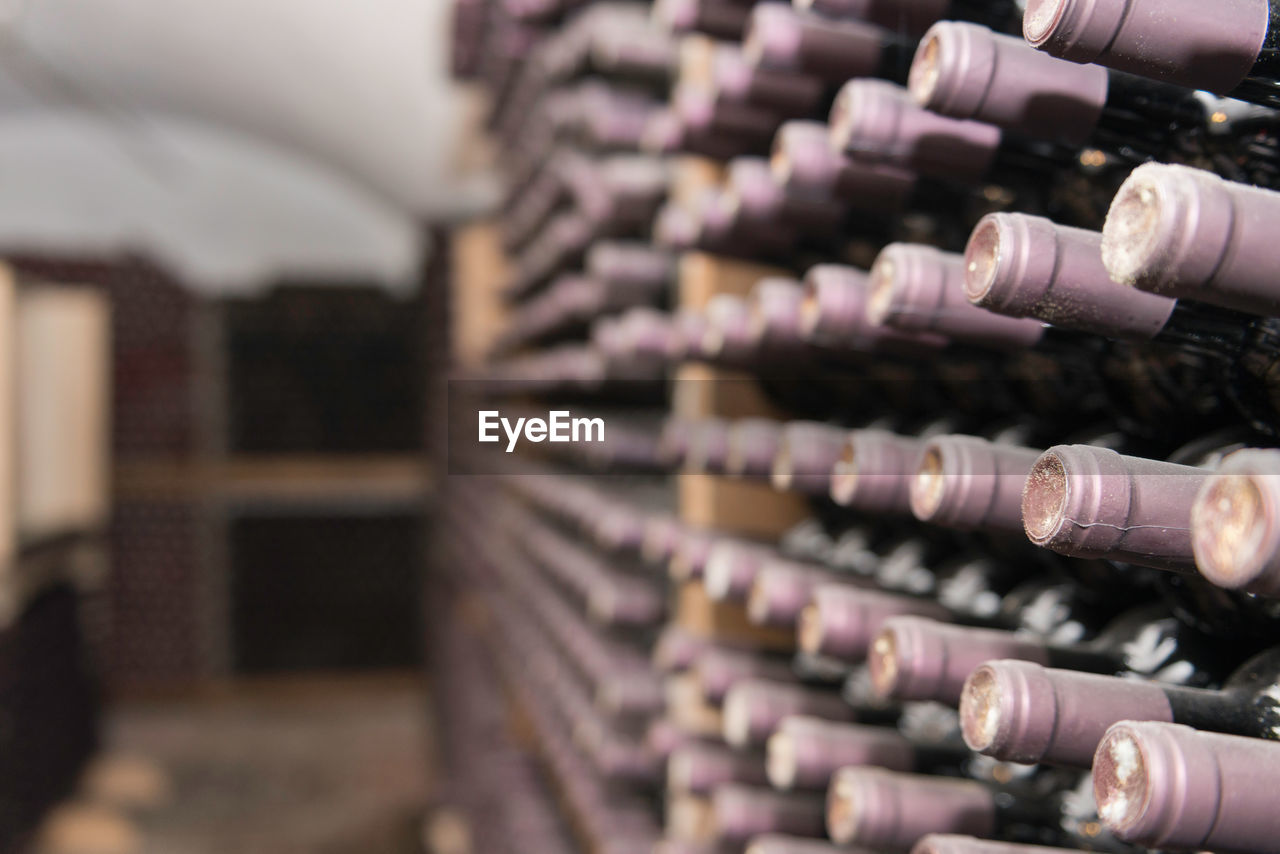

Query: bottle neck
left=1234, top=2, right=1280, bottom=106
left=947, top=0, right=1023, bottom=34
left=1153, top=301, right=1256, bottom=356
left=1160, top=648, right=1280, bottom=740
left=1094, top=72, right=1210, bottom=158
left=874, top=37, right=916, bottom=88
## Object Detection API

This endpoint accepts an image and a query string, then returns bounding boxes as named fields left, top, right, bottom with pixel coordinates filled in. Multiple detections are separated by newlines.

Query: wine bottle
left=911, top=21, right=1248, bottom=158
left=654, top=0, right=751, bottom=40
left=829, top=80, right=1069, bottom=191
left=669, top=742, right=771, bottom=795
left=1093, top=720, right=1280, bottom=852
left=772, top=421, right=850, bottom=496
left=799, top=583, right=952, bottom=662
left=748, top=278, right=813, bottom=356
left=712, top=785, right=827, bottom=843
left=827, top=767, right=1061, bottom=848
left=869, top=607, right=1222, bottom=705
left=725, top=418, right=787, bottom=479
left=767, top=714, right=969, bottom=789
left=694, top=646, right=799, bottom=704
left=961, top=646, right=1280, bottom=768
left=799, top=263, right=950, bottom=357
left=725, top=157, right=850, bottom=234
left=772, top=120, right=953, bottom=218
left=796, top=0, right=1024, bottom=37
left=693, top=41, right=827, bottom=117
left=654, top=625, right=715, bottom=674
left=909, top=434, right=1043, bottom=534
left=1022, top=444, right=1214, bottom=572
left=1102, top=162, right=1280, bottom=318
left=743, top=4, right=915, bottom=85
left=911, top=835, right=1087, bottom=854
left=1192, top=447, right=1280, bottom=596
left=1024, top=0, right=1280, bottom=109
left=723, top=679, right=857, bottom=748
left=867, top=244, right=1046, bottom=351
left=830, top=428, right=927, bottom=513
left=674, top=84, right=785, bottom=150
left=746, top=836, right=850, bottom=854
left=683, top=417, right=734, bottom=475
left=747, top=561, right=844, bottom=628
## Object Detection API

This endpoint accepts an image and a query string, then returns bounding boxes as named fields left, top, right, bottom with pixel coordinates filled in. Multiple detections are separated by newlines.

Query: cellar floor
left=31, top=673, right=434, bottom=854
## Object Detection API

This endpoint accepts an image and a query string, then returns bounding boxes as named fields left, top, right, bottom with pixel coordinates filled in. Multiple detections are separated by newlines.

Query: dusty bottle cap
left=910, top=21, right=1107, bottom=144
left=1191, top=447, right=1280, bottom=598
left=1024, top=0, right=1268, bottom=94
left=910, top=434, right=1042, bottom=533
left=960, top=659, right=1173, bottom=767
left=964, top=212, right=1175, bottom=340
left=1102, top=162, right=1280, bottom=317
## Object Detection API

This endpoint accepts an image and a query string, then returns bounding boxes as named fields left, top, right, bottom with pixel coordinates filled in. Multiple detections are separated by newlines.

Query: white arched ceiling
left=0, top=0, right=496, bottom=291
left=0, top=111, right=424, bottom=294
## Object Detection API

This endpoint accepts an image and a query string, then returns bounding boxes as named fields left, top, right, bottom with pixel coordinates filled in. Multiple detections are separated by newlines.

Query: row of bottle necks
left=479, top=464, right=1280, bottom=854
left=490, top=2, right=1280, bottom=253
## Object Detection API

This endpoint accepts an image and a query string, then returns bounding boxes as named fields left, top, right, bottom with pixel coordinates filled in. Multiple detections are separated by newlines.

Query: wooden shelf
left=114, top=455, right=434, bottom=506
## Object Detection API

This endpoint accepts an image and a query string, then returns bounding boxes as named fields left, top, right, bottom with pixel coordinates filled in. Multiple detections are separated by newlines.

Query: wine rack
left=437, top=2, right=1280, bottom=854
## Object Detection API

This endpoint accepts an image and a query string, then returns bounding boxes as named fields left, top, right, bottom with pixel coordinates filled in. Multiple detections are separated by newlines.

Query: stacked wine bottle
left=443, top=1, right=1280, bottom=853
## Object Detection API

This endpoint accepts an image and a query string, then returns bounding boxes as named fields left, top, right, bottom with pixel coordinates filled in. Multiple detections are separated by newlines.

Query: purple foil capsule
left=829, top=80, right=1001, bottom=183
left=747, top=561, right=839, bottom=628
left=1102, top=162, right=1280, bottom=317
left=1094, top=721, right=1280, bottom=853
left=728, top=418, right=788, bottom=478
left=1023, top=0, right=1270, bottom=95
left=705, top=540, right=777, bottom=603
left=728, top=158, right=847, bottom=231
left=654, top=625, right=711, bottom=673
left=1022, top=445, right=1208, bottom=572
left=909, top=21, right=1108, bottom=145
left=827, top=767, right=996, bottom=848
left=672, top=528, right=719, bottom=581
left=800, top=264, right=949, bottom=354
left=747, top=835, right=857, bottom=854
left=1192, top=447, right=1280, bottom=598
left=723, top=679, right=857, bottom=748
left=772, top=121, right=918, bottom=208
left=767, top=715, right=917, bottom=790
left=748, top=277, right=809, bottom=351
left=869, top=616, right=1057, bottom=704
left=772, top=422, right=849, bottom=495
left=670, top=307, right=712, bottom=361
left=656, top=202, right=701, bottom=251
left=961, top=659, right=1174, bottom=767
left=655, top=0, right=751, bottom=39
left=696, top=647, right=797, bottom=705
left=964, top=213, right=1176, bottom=340
left=586, top=241, right=676, bottom=293
left=798, top=584, right=950, bottom=662
left=796, top=0, right=949, bottom=36
left=702, top=294, right=759, bottom=365
left=712, top=785, right=827, bottom=843
left=710, top=45, right=826, bottom=115
left=831, top=429, right=926, bottom=514
left=687, top=418, right=735, bottom=475
left=669, top=742, right=771, bottom=794
left=912, top=835, right=1088, bottom=854
left=868, top=244, right=1046, bottom=351
left=911, top=435, right=1043, bottom=534
left=744, top=3, right=891, bottom=81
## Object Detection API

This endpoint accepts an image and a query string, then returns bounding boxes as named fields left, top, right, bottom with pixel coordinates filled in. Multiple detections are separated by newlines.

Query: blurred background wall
left=0, top=3, right=490, bottom=851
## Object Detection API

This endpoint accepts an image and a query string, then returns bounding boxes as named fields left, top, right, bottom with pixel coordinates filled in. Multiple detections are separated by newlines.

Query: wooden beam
left=451, top=222, right=510, bottom=369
